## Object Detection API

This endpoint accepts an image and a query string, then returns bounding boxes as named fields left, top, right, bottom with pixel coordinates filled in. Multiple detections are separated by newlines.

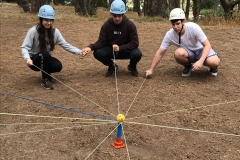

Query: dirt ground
left=1, top=3, right=240, bottom=160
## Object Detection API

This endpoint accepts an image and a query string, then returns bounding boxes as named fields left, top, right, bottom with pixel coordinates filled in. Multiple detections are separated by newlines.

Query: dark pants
left=93, top=46, right=142, bottom=67
left=29, top=50, right=62, bottom=79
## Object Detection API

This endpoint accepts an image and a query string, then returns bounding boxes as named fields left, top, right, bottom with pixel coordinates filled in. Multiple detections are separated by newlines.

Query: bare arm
left=145, top=48, right=166, bottom=77
left=192, top=39, right=211, bottom=71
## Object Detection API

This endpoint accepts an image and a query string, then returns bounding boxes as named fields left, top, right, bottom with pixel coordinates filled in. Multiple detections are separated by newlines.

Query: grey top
left=21, top=25, right=82, bottom=60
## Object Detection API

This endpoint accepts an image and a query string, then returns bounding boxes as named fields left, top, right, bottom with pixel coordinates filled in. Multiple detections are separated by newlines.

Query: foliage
left=200, top=9, right=215, bottom=16
left=89, top=6, right=97, bottom=16
left=65, top=0, right=74, bottom=6
left=200, top=4, right=240, bottom=20
left=97, top=0, right=106, bottom=8
left=200, top=0, right=216, bottom=9
left=136, top=16, right=166, bottom=23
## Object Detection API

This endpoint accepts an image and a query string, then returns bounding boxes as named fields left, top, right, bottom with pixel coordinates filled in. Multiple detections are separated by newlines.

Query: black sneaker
left=105, top=64, right=118, bottom=77
left=48, top=74, right=53, bottom=82
left=182, top=64, right=192, bottom=77
left=48, top=76, right=53, bottom=82
left=128, top=64, right=138, bottom=77
left=210, top=68, right=218, bottom=77
left=41, top=78, right=54, bottom=90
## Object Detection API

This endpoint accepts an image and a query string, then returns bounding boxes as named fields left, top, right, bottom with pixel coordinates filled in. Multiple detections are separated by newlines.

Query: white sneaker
left=182, top=65, right=192, bottom=77
left=210, top=68, right=218, bottom=77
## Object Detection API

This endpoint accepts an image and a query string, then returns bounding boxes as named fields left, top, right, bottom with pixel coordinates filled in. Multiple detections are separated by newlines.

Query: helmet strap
left=179, top=23, right=184, bottom=44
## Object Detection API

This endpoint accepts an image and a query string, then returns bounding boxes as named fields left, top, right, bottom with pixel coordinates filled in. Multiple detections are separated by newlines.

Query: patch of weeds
left=88, top=17, right=97, bottom=22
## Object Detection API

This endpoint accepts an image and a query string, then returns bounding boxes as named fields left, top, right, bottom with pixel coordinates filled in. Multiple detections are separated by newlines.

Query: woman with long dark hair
left=21, top=5, right=82, bottom=90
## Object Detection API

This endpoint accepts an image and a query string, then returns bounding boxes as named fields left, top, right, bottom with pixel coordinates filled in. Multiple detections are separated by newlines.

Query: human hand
left=192, top=61, right=203, bottom=71
left=145, top=69, right=153, bottom=77
left=26, top=59, right=33, bottom=66
left=112, top=44, right=119, bottom=52
left=82, top=47, right=91, bottom=57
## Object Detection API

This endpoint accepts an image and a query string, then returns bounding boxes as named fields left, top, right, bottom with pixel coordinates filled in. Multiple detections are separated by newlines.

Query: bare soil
left=0, top=3, right=240, bottom=160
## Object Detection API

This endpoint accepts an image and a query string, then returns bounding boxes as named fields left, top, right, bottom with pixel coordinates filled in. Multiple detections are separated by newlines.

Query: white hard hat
left=169, top=8, right=185, bottom=20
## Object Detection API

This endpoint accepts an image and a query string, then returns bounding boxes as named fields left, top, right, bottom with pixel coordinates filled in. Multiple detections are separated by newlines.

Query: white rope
left=0, top=121, right=117, bottom=126
left=84, top=124, right=120, bottom=159
left=122, top=125, right=131, bottom=160
left=125, top=121, right=240, bottom=137
left=127, top=99, right=240, bottom=120
left=0, top=112, right=115, bottom=122
left=112, top=48, right=120, bottom=115
left=0, top=122, right=116, bottom=137
left=125, top=78, right=147, bottom=118
left=33, top=64, right=115, bottom=118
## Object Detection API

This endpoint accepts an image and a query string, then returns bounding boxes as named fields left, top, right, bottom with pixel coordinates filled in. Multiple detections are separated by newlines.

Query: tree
left=97, top=0, right=108, bottom=8
left=214, top=0, right=220, bottom=11
left=45, top=0, right=51, bottom=4
left=31, top=0, right=45, bottom=13
left=74, top=0, right=99, bottom=16
left=133, top=0, right=141, bottom=16
left=17, top=0, right=30, bottom=12
left=192, top=0, right=201, bottom=22
left=143, top=0, right=151, bottom=16
left=201, top=0, right=215, bottom=9
left=143, top=0, right=169, bottom=17
left=220, top=0, right=240, bottom=19
left=168, top=0, right=180, bottom=10
left=53, top=0, right=65, bottom=5
left=182, top=0, right=185, bottom=10
left=185, top=0, right=191, bottom=19
left=74, top=0, right=88, bottom=16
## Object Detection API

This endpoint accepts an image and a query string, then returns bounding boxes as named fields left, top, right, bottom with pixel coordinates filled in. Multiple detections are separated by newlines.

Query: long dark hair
left=36, top=17, right=55, bottom=51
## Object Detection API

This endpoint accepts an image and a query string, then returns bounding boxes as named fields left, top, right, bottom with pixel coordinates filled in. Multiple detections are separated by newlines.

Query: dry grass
left=1, top=3, right=240, bottom=160
left=2, top=2, right=240, bottom=28
left=199, top=14, right=240, bottom=28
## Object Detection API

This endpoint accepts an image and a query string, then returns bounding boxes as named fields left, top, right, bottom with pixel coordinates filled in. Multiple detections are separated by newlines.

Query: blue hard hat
left=38, top=5, right=55, bottom=19
left=110, top=0, right=126, bottom=14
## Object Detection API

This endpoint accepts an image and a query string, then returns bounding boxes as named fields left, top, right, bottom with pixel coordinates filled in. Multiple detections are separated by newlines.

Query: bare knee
left=205, top=56, right=220, bottom=68
left=174, top=48, right=189, bottom=65
left=174, top=48, right=187, bottom=57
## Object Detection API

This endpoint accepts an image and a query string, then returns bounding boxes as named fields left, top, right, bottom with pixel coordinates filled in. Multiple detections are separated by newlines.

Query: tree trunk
left=185, top=0, right=190, bottom=19
left=109, top=0, right=114, bottom=8
left=17, top=0, right=30, bottom=12
left=133, top=0, right=138, bottom=11
left=31, top=0, right=45, bottom=13
left=144, top=0, right=169, bottom=17
left=145, top=0, right=153, bottom=16
left=53, top=0, right=58, bottom=5
left=97, top=0, right=108, bottom=8
left=74, top=0, right=89, bottom=16
left=159, top=0, right=169, bottom=18
left=193, top=0, right=201, bottom=22
left=87, top=0, right=98, bottom=16
left=133, top=0, right=141, bottom=16
left=168, top=0, right=180, bottom=10
left=220, top=0, right=240, bottom=19
left=45, top=0, right=51, bottom=4
left=17, top=0, right=23, bottom=7
left=56, top=0, right=65, bottom=5
left=214, top=0, right=219, bottom=12
left=182, top=0, right=185, bottom=10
